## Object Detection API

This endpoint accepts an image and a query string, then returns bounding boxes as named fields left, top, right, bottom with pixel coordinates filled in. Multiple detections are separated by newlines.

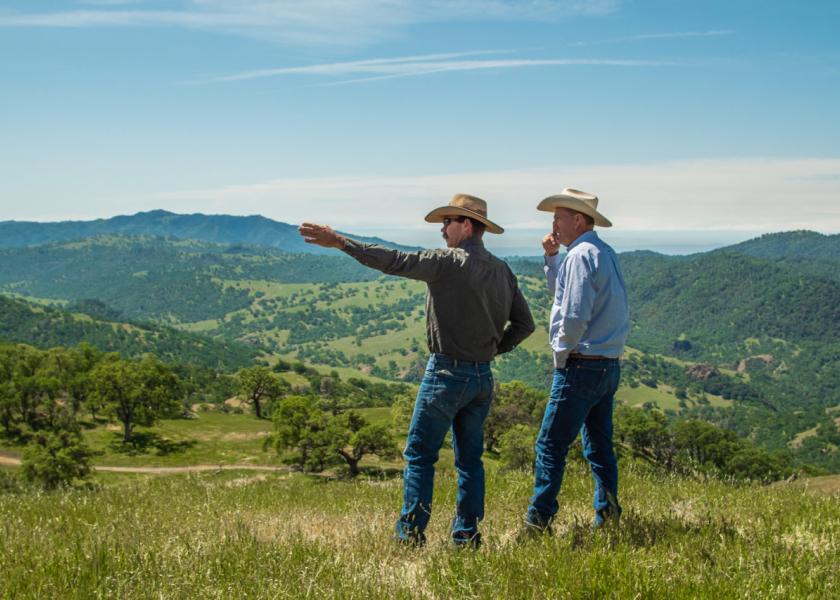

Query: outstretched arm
left=298, top=222, right=446, bottom=282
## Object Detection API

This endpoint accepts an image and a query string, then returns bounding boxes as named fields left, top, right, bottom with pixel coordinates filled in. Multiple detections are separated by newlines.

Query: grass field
left=1, top=457, right=837, bottom=599
left=169, top=275, right=745, bottom=420
left=615, top=383, right=732, bottom=412
left=1, top=409, right=398, bottom=470
left=78, top=412, right=280, bottom=468
left=175, top=277, right=430, bottom=378
left=2, top=404, right=838, bottom=598
left=616, top=383, right=683, bottom=411
left=327, top=315, right=426, bottom=370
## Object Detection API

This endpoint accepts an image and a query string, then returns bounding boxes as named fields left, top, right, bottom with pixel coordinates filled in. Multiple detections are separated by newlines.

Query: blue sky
left=1, top=1, right=839, bottom=253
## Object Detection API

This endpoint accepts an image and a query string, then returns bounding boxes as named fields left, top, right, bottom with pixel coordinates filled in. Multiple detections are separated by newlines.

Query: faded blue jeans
left=396, top=353, right=494, bottom=543
left=527, top=357, right=622, bottom=528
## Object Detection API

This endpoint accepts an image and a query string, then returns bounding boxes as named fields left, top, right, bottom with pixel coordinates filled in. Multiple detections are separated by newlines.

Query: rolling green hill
left=1, top=232, right=839, bottom=472
left=621, top=250, right=840, bottom=357
left=713, top=231, right=840, bottom=284
left=0, top=294, right=260, bottom=371
left=0, top=236, right=381, bottom=321
left=0, top=210, right=418, bottom=254
left=721, top=230, right=840, bottom=261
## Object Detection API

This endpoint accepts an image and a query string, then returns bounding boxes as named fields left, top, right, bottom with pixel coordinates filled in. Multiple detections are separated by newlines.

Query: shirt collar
left=459, top=237, right=486, bottom=251
left=566, top=230, right=599, bottom=252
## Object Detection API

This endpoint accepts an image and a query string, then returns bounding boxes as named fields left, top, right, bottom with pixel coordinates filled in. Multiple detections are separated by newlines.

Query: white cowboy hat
left=536, top=188, right=612, bottom=227
left=425, top=193, right=504, bottom=234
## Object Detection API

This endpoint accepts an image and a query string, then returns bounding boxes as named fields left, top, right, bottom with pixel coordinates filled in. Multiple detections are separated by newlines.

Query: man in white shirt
left=523, top=188, right=630, bottom=533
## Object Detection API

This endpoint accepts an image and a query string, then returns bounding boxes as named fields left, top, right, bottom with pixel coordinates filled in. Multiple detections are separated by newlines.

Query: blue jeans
left=396, top=353, right=494, bottom=542
left=527, top=358, right=621, bottom=527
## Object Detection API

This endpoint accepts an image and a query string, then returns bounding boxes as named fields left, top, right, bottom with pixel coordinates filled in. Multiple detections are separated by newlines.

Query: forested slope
left=621, top=251, right=840, bottom=358
left=0, top=294, right=260, bottom=370
left=1, top=230, right=838, bottom=471
left=0, top=236, right=379, bottom=321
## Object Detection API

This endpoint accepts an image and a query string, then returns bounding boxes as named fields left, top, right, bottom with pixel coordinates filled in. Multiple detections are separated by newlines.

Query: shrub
left=499, top=424, right=537, bottom=471
left=21, top=429, right=92, bottom=490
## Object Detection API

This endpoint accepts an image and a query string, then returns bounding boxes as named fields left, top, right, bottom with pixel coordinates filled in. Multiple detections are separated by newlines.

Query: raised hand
left=542, top=232, right=561, bottom=256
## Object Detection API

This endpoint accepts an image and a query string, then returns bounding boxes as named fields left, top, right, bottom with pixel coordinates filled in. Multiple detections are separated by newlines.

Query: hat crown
left=450, top=193, right=488, bottom=217
left=424, top=192, right=504, bottom=233
left=563, top=188, right=599, bottom=210
left=535, top=187, right=612, bottom=227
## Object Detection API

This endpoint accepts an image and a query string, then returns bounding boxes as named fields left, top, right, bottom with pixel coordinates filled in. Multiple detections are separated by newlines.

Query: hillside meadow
left=1, top=456, right=837, bottom=599
left=4, top=232, right=840, bottom=471
left=0, top=408, right=396, bottom=470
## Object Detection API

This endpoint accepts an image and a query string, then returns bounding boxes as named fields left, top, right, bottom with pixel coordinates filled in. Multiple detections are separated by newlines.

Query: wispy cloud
left=193, top=50, right=515, bottom=83
left=0, top=1, right=622, bottom=46
left=324, top=58, right=673, bottom=85
left=569, top=29, right=735, bottom=47
left=188, top=51, right=672, bottom=86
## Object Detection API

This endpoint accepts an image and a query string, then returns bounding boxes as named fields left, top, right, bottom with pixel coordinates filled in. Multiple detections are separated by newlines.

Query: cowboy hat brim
left=424, top=206, right=504, bottom=234
left=536, top=196, right=612, bottom=227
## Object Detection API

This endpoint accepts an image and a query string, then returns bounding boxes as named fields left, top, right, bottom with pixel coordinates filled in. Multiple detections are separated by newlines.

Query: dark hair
left=467, top=217, right=486, bottom=236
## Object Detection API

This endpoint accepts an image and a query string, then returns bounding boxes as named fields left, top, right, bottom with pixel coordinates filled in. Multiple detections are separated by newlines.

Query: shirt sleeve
left=544, top=252, right=563, bottom=294
left=341, top=238, right=448, bottom=283
left=550, top=252, right=596, bottom=366
left=497, top=283, right=535, bottom=354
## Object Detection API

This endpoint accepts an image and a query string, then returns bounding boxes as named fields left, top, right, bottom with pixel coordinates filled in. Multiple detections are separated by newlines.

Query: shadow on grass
left=0, top=430, right=28, bottom=445
left=108, top=432, right=196, bottom=457
left=563, top=509, right=739, bottom=551
left=299, top=465, right=404, bottom=484
left=357, top=465, right=403, bottom=479
left=78, top=416, right=111, bottom=430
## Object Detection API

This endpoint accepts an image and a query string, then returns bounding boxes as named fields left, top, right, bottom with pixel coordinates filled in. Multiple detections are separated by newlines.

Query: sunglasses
left=442, top=216, right=467, bottom=227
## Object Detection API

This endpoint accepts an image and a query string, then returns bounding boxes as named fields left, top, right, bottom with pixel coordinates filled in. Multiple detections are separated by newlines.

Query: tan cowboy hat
left=537, top=188, right=612, bottom=227
left=425, top=193, right=504, bottom=234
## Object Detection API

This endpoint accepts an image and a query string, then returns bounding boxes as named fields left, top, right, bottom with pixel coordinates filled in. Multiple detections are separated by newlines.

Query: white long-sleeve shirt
left=546, top=230, right=630, bottom=368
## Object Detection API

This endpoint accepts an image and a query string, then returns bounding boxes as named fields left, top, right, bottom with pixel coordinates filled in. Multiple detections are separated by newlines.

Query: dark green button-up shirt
left=342, top=236, right=535, bottom=362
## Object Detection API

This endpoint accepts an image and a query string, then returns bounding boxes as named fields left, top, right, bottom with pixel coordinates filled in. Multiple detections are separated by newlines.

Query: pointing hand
left=298, top=223, right=346, bottom=249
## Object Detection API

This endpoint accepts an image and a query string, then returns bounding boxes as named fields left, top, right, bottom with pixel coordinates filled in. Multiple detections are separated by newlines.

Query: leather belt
left=568, top=353, right=611, bottom=361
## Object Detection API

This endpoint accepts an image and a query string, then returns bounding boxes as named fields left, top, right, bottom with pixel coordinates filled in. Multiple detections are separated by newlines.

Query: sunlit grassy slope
left=0, top=409, right=395, bottom=469
left=1, top=460, right=837, bottom=599
left=173, top=276, right=720, bottom=413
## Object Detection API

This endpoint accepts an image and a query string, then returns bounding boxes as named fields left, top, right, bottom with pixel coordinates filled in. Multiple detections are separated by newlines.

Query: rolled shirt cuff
left=544, top=252, right=562, bottom=266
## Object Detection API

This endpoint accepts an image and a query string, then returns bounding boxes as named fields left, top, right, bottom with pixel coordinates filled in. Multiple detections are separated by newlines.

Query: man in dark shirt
left=299, top=194, right=534, bottom=547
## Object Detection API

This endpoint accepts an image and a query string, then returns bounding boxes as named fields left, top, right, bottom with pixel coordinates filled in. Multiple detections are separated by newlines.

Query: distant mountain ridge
left=716, top=230, right=840, bottom=260
left=714, top=230, right=840, bottom=283
left=0, top=209, right=418, bottom=254
left=4, top=211, right=838, bottom=260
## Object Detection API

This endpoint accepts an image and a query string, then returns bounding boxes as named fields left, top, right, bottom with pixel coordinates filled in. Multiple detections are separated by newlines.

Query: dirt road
left=0, top=453, right=287, bottom=474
